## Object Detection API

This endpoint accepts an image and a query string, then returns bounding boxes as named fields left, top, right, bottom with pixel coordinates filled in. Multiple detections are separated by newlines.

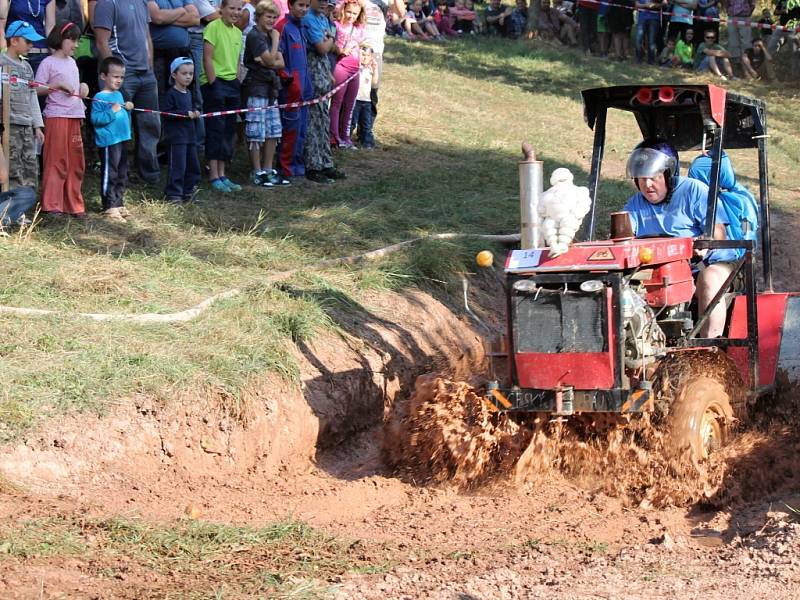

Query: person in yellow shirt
left=201, top=0, right=244, bottom=192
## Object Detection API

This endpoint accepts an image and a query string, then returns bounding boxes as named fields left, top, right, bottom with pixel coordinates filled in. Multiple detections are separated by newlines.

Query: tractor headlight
left=513, top=279, right=537, bottom=293
left=580, top=280, right=604, bottom=293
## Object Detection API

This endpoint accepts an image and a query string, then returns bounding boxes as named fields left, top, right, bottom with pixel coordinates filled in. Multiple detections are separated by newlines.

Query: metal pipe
left=755, top=106, right=773, bottom=291
left=519, top=142, right=544, bottom=250
left=461, top=277, right=490, bottom=331
left=584, top=106, right=607, bottom=242
left=704, top=126, right=724, bottom=239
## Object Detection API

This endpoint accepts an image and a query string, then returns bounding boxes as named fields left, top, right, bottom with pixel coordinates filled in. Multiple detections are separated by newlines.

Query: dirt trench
left=0, top=284, right=492, bottom=520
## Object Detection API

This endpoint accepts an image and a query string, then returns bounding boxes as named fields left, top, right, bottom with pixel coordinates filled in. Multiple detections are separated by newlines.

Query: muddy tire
left=652, top=350, right=744, bottom=460
left=666, top=375, right=734, bottom=459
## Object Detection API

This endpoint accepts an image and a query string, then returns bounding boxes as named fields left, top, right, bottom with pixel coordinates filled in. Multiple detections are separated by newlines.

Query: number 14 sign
left=505, top=249, right=543, bottom=272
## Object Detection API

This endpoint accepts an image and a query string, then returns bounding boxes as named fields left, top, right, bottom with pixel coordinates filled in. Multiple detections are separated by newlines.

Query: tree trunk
left=526, top=0, right=542, bottom=36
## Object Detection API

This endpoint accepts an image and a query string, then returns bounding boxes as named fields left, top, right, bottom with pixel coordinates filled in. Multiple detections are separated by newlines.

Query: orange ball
left=476, top=250, right=494, bottom=268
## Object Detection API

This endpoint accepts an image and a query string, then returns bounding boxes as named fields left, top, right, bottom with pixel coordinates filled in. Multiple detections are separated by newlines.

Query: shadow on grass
left=386, top=36, right=659, bottom=102
left=278, top=274, right=495, bottom=481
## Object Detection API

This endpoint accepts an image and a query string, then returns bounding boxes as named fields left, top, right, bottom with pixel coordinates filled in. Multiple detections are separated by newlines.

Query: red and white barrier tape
left=0, top=69, right=360, bottom=119
left=579, top=0, right=800, bottom=34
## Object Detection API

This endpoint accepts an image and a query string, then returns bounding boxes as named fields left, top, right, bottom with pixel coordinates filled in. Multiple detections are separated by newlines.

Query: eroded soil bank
left=1, top=275, right=800, bottom=598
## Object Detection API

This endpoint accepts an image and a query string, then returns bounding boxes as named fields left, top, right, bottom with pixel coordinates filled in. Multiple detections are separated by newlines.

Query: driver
left=623, top=139, right=737, bottom=338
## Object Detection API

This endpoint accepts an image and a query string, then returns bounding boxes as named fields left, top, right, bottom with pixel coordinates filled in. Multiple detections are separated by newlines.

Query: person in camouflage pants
left=0, top=21, right=45, bottom=189
left=8, top=127, right=39, bottom=188
left=302, top=0, right=346, bottom=183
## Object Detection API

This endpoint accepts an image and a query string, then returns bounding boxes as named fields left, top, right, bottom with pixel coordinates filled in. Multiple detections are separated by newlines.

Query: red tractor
left=483, top=84, right=796, bottom=459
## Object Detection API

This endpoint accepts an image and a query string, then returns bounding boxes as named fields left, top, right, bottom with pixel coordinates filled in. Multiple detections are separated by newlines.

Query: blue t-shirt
left=150, top=0, right=191, bottom=49
left=636, top=0, right=661, bottom=22
left=7, top=0, right=52, bottom=49
left=670, top=3, right=694, bottom=24
left=94, top=0, right=152, bottom=72
left=90, top=90, right=132, bottom=147
left=624, top=176, right=737, bottom=263
left=302, top=9, right=329, bottom=47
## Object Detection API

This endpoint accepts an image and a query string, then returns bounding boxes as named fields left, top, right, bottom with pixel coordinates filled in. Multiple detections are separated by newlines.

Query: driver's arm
left=713, top=222, right=727, bottom=240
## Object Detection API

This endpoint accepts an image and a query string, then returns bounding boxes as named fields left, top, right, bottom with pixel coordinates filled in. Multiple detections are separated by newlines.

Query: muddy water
left=383, top=375, right=527, bottom=488
left=386, top=373, right=800, bottom=509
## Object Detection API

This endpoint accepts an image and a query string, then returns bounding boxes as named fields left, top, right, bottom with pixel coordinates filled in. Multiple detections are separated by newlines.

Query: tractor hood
left=504, top=237, right=693, bottom=273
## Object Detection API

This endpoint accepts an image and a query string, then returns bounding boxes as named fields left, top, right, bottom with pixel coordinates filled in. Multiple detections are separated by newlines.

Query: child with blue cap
left=0, top=21, right=45, bottom=190
left=162, top=56, right=201, bottom=203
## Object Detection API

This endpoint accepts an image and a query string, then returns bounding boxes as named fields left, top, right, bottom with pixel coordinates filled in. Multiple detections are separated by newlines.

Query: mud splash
left=383, top=375, right=527, bottom=488
left=511, top=416, right=726, bottom=508
left=386, top=369, right=800, bottom=509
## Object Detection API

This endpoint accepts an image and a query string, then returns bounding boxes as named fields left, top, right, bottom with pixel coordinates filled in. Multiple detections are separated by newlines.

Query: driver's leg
left=697, top=262, right=733, bottom=338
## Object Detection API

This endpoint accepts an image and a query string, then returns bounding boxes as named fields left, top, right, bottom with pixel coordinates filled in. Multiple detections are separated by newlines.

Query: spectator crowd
left=560, top=0, right=799, bottom=81
left=0, top=0, right=385, bottom=225
left=0, top=0, right=797, bottom=229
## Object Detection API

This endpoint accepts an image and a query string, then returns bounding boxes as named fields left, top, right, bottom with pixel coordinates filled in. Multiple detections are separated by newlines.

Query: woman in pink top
left=330, top=0, right=365, bottom=149
left=35, top=21, right=88, bottom=217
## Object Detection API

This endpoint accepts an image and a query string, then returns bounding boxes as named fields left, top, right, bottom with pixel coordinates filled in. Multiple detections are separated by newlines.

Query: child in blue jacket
left=91, top=56, right=133, bottom=222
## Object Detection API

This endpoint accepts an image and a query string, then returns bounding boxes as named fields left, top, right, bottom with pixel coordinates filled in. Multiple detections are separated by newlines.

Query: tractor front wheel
left=653, top=350, right=744, bottom=461
left=666, top=375, right=734, bottom=460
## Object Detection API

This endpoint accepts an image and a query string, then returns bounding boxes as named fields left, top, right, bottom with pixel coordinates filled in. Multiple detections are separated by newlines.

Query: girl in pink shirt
left=35, top=22, right=89, bottom=217
left=330, top=0, right=365, bottom=149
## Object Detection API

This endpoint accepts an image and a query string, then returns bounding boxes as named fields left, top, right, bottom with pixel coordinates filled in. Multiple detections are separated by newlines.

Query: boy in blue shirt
left=162, top=57, right=201, bottom=203
left=91, top=56, right=134, bottom=222
left=276, top=0, right=313, bottom=179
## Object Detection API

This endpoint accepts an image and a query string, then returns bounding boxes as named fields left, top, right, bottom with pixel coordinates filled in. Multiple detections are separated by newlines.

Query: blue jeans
left=0, top=186, right=36, bottom=226
left=351, top=100, right=375, bottom=147
left=636, top=17, right=660, bottom=64
left=121, top=70, right=162, bottom=184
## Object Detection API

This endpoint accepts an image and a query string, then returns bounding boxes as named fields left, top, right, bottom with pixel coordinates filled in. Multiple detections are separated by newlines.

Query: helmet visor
left=626, top=147, right=677, bottom=180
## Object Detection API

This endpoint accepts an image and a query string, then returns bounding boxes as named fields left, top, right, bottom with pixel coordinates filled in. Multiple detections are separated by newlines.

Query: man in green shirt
left=694, top=29, right=734, bottom=79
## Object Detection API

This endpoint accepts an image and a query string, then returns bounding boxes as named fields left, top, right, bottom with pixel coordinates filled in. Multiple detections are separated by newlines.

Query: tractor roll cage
left=580, top=84, right=772, bottom=291
left=578, top=84, right=769, bottom=394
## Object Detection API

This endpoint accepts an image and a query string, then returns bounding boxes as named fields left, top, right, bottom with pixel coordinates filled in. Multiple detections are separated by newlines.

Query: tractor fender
left=726, top=292, right=791, bottom=391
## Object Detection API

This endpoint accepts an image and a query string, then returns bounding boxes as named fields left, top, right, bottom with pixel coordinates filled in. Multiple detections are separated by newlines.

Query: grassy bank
left=1, top=36, right=798, bottom=440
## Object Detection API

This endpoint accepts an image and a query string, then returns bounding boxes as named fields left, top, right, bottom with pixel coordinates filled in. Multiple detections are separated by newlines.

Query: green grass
left=1, top=35, right=798, bottom=439
left=0, top=516, right=365, bottom=597
left=0, top=518, right=87, bottom=558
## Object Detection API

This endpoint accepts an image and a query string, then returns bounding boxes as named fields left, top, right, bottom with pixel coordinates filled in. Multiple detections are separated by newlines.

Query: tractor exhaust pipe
left=520, top=142, right=544, bottom=250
